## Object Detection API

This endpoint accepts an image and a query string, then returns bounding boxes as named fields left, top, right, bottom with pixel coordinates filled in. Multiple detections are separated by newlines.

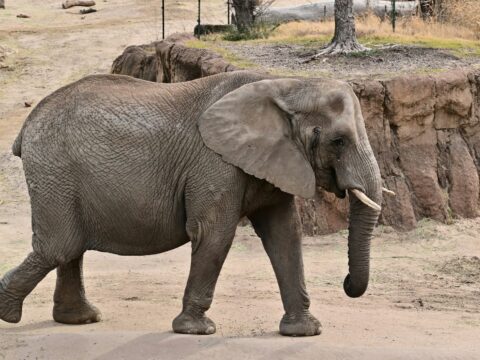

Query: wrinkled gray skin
left=0, top=71, right=381, bottom=336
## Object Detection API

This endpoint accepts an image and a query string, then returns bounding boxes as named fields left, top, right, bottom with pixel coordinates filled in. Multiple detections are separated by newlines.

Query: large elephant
left=0, top=71, right=382, bottom=336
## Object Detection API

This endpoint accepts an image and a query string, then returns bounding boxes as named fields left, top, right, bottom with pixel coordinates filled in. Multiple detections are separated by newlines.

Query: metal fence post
left=161, top=0, right=165, bottom=39
left=391, top=0, right=396, bottom=32
left=227, top=0, right=230, bottom=25
left=197, top=0, right=201, bottom=38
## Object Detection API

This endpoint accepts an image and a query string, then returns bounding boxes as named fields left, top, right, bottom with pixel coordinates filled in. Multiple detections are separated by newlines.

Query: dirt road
left=1, top=1, right=479, bottom=359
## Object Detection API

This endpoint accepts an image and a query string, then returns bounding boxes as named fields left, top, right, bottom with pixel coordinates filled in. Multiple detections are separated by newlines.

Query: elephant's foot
left=0, top=283, right=23, bottom=323
left=172, top=312, right=216, bottom=335
left=279, top=311, right=321, bottom=337
left=53, top=300, right=102, bottom=325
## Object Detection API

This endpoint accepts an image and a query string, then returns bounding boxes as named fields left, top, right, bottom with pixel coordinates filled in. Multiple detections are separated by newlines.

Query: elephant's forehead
left=295, top=87, right=355, bottom=123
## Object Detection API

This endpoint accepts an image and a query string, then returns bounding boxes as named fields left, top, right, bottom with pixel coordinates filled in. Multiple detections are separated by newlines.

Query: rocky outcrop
left=358, top=71, right=480, bottom=230
left=112, top=34, right=238, bottom=84
left=112, top=37, right=480, bottom=235
left=111, top=44, right=159, bottom=82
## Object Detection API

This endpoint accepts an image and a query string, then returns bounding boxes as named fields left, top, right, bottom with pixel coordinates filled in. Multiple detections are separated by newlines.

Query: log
left=62, top=0, right=95, bottom=9
left=80, top=7, right=97, bottom=14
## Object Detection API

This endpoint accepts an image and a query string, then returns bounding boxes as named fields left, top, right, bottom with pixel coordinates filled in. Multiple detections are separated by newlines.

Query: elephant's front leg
left=249, top=194, right=321, bottom=336
left=173, top=219, right=236, bottom=335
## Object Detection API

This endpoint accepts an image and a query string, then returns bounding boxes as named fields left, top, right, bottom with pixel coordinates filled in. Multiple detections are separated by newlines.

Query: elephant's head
left=199, top=77, right=382, bottom=298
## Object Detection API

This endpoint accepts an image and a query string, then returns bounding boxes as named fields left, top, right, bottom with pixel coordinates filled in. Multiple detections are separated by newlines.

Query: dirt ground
left=221, top=43, right=480, bottom=80
left=1, top=1, right=480, bottom=359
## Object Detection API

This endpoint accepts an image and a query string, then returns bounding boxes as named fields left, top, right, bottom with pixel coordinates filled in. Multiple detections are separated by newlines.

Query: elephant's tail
left=12, top=127, right=24, bottom=158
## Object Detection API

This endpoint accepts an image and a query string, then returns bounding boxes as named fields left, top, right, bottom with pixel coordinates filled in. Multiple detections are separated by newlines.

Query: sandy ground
left=1, top=1, right=480, bottom=359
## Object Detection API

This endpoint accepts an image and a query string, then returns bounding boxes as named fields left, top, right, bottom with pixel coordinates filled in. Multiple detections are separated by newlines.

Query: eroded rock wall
left=112, top=38, right=480, bottom=235
left=355, top=71, right=480, bottom=231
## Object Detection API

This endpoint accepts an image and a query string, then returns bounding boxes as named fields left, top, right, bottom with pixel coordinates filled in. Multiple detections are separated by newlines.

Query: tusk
left=350, top=189, right=382, bottom=211
left=382, top=187, right=396, bottom=196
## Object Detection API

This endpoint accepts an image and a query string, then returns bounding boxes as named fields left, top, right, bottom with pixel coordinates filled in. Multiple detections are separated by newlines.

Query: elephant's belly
left=83, top=195, right=190, bottom=255
left=88, top=222, right=190, bottom=256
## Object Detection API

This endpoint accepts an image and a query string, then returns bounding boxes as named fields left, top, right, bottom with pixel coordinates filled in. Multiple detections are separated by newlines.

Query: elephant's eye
left=310, top=127, right=321, bottom=151
left=332, top=137, right=345, bottom=147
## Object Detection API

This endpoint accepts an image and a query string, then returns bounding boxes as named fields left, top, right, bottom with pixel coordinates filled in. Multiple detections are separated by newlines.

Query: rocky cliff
left=111, top=36, right=480, bottom=235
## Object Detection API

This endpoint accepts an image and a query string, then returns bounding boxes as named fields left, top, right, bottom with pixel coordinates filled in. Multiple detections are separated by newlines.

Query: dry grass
left=271, top=13, right=479, bottom=42
left=443, top=0, right=480, bottom=36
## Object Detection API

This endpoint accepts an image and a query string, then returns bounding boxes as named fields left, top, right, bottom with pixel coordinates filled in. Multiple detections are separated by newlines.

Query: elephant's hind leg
left=53, top=255, right=101, bottom=324
left=0, top=251, right=55, bottom=323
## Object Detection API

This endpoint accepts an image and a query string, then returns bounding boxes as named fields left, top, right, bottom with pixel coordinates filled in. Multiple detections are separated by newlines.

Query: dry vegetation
left=273, top=13, right=478, bottom=41
left=442, top=0, right=480, bottom=35
left=268, top=0, right=480, bottom=41
left=268, top=12, right=480, bottom=55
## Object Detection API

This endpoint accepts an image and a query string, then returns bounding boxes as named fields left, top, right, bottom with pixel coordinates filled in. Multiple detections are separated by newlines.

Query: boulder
left=111, top=45, right=158, bottom=82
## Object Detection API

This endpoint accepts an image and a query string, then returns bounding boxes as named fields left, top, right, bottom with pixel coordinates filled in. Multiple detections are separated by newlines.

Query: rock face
left=112, top=37, right=480, bottom=235
left=111, top=34, right=238, bottom=84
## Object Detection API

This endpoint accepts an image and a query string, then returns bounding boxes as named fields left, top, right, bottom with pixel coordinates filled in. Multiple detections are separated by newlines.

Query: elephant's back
left=20, top=74, right=198, bottom=163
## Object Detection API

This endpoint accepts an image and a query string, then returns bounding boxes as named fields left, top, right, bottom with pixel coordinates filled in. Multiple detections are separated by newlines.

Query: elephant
left=0, top=70, right=383, bottom=336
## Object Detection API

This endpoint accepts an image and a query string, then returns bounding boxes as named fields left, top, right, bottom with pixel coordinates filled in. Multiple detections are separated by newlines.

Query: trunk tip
left=343, top=274, right=368, bottom=298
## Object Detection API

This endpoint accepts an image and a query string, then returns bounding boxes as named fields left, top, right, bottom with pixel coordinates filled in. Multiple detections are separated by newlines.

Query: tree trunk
left=419, top=0, right=434, bottom=19
left=0, top=0, right=5, bottom=9
left=232, top=0, right=256, bottom=32
left=434, top=0, right=446, bottom=21
left=313, top=0, right=369, bottom=57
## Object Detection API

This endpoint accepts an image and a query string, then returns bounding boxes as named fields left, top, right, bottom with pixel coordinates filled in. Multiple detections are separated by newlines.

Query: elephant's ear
left=198, top=79, right=315, bottom=199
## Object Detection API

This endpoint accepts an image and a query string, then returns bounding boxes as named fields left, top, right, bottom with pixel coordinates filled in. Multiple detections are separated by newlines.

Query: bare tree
left=313, top=0, right=368, bottom=57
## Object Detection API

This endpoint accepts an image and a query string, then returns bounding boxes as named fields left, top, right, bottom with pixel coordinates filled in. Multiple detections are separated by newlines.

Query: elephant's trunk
left=340, top=144, right=382, bottom=298
left=343, top=193, right=381, bottom=298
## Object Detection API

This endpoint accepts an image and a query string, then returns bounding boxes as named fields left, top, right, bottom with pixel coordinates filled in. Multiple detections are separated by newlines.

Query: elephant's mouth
left=326, top=168, right=383, bottom=211
left=333, top=186, right=346, bottom=199
left=317, top=167, right=346, bottom=199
